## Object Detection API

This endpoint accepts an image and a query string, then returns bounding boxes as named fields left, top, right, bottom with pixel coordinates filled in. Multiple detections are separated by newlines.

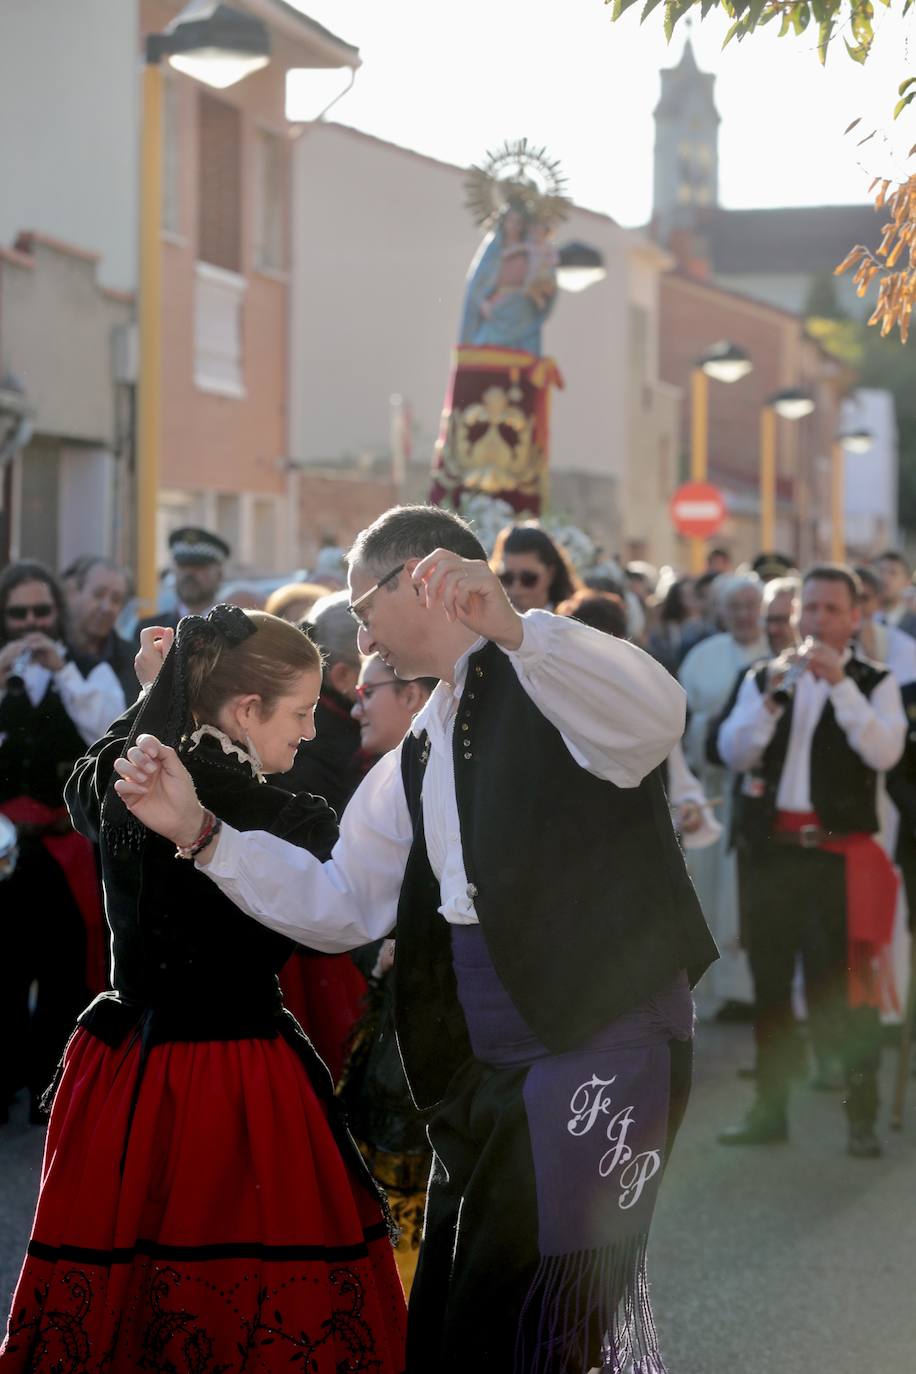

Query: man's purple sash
left=451, top=924, right=693, bottom=1374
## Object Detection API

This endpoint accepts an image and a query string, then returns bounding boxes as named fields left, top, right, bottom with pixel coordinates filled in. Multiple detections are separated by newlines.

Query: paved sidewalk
left=651, top=1020, right=916, bottom=1373
left=2, top=1021, right=916, bottom=1369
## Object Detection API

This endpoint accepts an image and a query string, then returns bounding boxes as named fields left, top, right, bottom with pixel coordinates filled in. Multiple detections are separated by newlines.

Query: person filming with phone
left=0, top=559, right=125, bottom=1123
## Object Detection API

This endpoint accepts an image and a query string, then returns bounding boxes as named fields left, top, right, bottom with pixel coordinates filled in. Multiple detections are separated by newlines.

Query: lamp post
left=830, top=428, right=873, bottom=563
left=759, top=388, right=816, bottom=553
left=688, top=342, right=753, bottom=574
left=136, top=2, right=271, bottom=611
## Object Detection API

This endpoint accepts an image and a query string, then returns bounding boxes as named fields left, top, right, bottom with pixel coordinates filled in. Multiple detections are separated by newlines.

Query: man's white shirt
left=717, top=652, right=905, bottom=814
left=202, top=610, right=686, bottom=950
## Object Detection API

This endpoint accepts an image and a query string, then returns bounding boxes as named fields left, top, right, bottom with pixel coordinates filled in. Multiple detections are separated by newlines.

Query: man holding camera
left=0, top=560, right=124, bottom=1123
left=716, top=564, right=906, bottom=1157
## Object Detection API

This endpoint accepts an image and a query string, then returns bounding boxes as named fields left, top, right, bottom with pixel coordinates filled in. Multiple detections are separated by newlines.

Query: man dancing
left=113, top=505, right=717, bottom=1374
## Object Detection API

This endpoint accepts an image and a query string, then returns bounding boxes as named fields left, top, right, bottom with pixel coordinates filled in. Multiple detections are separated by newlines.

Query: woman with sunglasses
left=344, top=655, right=437, bottom=1297
left=0, top=560, right=124, bottom=1125
left=490, top=523, right=581, bottom=613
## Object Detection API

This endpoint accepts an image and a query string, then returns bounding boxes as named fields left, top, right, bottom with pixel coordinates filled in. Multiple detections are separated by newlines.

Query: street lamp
left=699, top=341, right=754, bottom=385
left=150, top=1, right=270, bottom=88
left=831, top=428, right=874, bottom=562
left=687, top=342, right=753, bottom=573
left=136, top=3, right=271, bottom=611
left=556, top=241, right=607, bottom=293
left=759, top=389, right=815, bottom=552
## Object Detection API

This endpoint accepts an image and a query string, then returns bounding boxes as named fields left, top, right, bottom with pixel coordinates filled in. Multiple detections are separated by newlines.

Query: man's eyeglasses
left=498, top=570, right=541, bottom=590
left=347, top=563, right=406, bottom=629
left=354, top=680, right=400, bottom=704
left=6, top=604, right=54, bottom=622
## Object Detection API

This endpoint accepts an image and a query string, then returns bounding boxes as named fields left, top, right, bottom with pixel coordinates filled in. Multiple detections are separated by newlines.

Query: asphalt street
left=2, top=1020, right=915, bottom=1371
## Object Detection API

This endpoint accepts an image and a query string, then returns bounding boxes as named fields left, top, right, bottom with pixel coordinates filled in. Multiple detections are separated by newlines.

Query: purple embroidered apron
left=450, top=924, right=693, bottom=1374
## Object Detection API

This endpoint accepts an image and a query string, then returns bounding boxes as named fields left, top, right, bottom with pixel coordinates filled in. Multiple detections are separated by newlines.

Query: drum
left=0, top=813, right=19, bottom=881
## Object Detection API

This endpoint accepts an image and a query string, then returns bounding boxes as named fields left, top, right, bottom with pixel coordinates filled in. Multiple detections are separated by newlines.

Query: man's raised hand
left=135, top=626, right=175, bottom=689
left=113, top=734, right=208, bottom=851
left=412, top=549, right=524, bottom=650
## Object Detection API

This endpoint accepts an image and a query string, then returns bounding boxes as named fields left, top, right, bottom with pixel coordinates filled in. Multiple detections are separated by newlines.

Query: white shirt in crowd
left=3, top=649, right=125, bottom=746
left=203, top=610, right=686, bottom=951
left=863, top=621, right=916, bottom=687
left=717, top=651, right=906, bottom=814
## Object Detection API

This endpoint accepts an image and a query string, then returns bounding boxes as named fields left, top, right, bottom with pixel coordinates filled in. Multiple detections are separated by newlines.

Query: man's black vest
left=737, top=654, right=889, bottom=848
left=391, top=639, right=718, bottom=1109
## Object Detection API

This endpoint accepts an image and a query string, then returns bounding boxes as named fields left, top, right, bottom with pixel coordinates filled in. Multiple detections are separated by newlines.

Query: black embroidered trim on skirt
left=26, top=1224, right=391, bottom=1268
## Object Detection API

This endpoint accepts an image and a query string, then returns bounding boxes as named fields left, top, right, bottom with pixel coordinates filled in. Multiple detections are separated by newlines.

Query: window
left=254, top=130, right=289, bottom=272
left=194, top=261, right=246, bottom=396
left=197, top=92, right=241, bottom=271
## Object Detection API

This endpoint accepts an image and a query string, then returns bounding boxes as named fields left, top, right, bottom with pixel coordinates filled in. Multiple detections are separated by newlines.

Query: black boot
left=845, top=1068, right=881, bottom=1159
left=718, top=1097, right=788, bottom=1146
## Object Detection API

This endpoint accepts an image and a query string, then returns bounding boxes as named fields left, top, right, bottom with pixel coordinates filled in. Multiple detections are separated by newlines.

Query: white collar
left=410, top=635, right=486, bottom=738
left=187, top=723, right=266, bottom=782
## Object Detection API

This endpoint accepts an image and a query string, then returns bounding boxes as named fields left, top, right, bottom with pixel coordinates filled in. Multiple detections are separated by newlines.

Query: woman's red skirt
left=0, top=1027, right=406, bottom=1372
left=280, top=953, right=367, bottom=1082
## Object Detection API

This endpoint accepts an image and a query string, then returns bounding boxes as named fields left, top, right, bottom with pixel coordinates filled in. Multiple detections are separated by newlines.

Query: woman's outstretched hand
left=114, top=734, right=207, bottom=850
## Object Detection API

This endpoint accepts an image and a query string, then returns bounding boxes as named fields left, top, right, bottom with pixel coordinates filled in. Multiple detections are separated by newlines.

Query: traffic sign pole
left=670, top=482, right=726, bottom=568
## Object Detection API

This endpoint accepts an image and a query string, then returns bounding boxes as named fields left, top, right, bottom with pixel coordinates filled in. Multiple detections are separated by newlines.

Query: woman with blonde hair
left=264, top=580, right=327, bottom=624
left=0, top=606, right=406, bottom=1374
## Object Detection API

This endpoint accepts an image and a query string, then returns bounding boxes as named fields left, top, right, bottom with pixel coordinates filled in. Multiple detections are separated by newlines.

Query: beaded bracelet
left=175, top=809, right=222, bottom=860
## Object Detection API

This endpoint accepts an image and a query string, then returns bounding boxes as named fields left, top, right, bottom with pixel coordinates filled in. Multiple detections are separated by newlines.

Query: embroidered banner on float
left=428, top=346, right=563, bottom=518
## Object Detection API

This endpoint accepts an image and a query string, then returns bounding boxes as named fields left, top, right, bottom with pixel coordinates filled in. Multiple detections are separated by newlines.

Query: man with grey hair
left=64, top=555, right=137, bottom=703
left=679, top=575, right=766, bottom=1018
left=113, top=502, right=716, bottom=1374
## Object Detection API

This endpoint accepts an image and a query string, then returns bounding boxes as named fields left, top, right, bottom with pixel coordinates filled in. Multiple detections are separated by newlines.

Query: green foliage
left=606, top=0, right=904, bottom=67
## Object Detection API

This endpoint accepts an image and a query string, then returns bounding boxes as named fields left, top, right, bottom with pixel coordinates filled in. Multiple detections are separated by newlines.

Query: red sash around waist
left=775, top=810, right=899, bottom=1010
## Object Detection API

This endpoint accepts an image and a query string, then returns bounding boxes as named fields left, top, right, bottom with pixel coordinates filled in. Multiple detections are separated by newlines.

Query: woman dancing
left=0, top=606, right=406, bottom=1374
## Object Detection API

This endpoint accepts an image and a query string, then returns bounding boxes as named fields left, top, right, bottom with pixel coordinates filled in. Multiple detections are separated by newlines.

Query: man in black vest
left=717, top=564, right=905, bottom=1157
left=112, top=504, right=717, bottom=1374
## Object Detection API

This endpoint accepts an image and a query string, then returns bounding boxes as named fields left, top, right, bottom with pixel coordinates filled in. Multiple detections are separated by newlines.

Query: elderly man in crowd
left=64, top=555, right=137, bottom=703
left=270, top=591, right=368, bottom=1081
left=679, top=575, right=767, bottom=1017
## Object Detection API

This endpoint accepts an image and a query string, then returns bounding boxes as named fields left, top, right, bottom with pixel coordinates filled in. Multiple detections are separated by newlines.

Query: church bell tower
left=652, top=37, right=720, bottom=244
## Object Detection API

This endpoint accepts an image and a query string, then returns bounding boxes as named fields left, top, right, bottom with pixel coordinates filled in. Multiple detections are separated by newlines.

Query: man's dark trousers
left=743, top=842, right=882, bottom=1126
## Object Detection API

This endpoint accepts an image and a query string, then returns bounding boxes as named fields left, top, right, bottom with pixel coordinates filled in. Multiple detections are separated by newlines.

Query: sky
left=288, top=0, right=916, bottom=227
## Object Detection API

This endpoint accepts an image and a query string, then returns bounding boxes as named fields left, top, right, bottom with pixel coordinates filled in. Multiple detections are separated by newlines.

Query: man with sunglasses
left=0, top=559, right=124, bottom=1124
left=112, top=504, right=717, bottom=1374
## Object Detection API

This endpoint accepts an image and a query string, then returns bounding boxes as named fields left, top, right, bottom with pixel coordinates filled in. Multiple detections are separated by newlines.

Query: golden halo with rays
left=464, top=138, right=571, bottom=229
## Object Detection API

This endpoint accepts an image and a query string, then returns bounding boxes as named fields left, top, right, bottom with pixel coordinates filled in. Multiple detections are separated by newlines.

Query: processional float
left=429, top=140, right=569, bottom=521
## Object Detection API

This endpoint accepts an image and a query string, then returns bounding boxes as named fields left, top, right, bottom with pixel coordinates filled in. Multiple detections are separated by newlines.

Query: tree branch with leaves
left=609, top=0, right=916, bottom=340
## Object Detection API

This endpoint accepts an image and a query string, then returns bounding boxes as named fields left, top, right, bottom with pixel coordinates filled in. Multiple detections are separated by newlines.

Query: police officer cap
left=169, top=526, right=231, bottom=566
left=751, top=551, right=795, bottom=581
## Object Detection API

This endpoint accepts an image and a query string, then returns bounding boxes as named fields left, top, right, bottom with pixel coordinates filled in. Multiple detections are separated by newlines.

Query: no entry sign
left=670, top=482, right=726, bottom=539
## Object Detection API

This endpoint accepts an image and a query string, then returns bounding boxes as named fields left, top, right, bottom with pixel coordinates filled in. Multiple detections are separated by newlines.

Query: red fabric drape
left=775, top=810, right=899, bottom=1010
left=1, top=796, right=107, bottom=994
